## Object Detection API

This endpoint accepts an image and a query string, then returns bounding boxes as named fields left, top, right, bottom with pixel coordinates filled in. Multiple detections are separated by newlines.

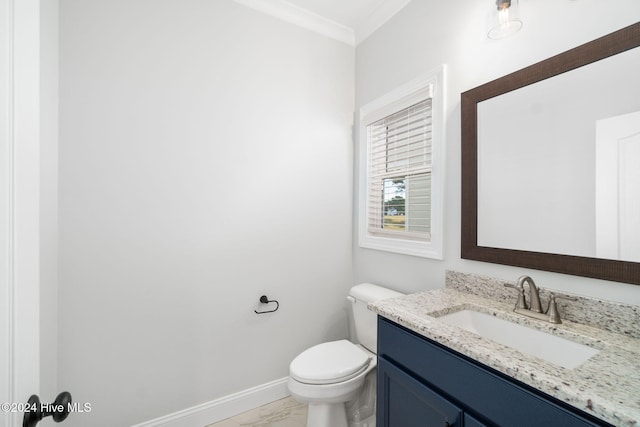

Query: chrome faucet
left=504, top=275, right=576, bottom=324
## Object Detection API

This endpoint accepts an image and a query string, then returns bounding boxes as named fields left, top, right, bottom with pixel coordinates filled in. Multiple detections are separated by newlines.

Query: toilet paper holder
left=254, top=295, right=279, bottom=314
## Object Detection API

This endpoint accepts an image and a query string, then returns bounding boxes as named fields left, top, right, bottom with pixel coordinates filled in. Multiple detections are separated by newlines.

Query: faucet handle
left=504, top=282, right=528, bottom=310
left=547, top=292, right=577, bottom=324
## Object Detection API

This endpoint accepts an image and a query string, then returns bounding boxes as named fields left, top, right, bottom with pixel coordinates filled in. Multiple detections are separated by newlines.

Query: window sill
left=359, top=234, right=443, bottom=259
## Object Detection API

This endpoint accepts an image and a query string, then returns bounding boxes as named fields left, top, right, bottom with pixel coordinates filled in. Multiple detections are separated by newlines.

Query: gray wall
left=354, top=0, right=640, bottom=303
left=58, top=1, right=354, bottom=425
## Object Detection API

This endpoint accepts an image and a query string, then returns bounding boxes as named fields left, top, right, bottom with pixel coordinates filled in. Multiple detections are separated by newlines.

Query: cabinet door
left=464, top=413, right=489, bottom=427
left=377, top=357, right=463, bottom=427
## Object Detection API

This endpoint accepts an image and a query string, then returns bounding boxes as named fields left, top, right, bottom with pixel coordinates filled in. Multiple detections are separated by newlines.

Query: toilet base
left=307, top=402, right=348, bottom=427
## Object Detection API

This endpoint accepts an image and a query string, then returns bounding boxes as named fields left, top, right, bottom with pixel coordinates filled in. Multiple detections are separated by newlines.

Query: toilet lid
left=290, top=340, right=371, bottom=385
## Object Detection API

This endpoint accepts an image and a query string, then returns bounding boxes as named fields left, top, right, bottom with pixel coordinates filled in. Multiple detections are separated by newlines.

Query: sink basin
left=437, top=309, right=599, bottom=369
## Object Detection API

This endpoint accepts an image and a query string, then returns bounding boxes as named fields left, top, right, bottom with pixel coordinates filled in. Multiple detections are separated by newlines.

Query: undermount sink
left=437, top=309, right=599, bottom=369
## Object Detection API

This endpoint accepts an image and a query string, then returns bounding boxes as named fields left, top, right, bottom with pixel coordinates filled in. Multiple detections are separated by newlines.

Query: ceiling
left=232, top=0, right=412, bottom=45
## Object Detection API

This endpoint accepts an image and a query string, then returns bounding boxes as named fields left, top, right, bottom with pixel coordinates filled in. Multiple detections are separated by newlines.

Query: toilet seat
left=290, top=340, right=371, bottom=385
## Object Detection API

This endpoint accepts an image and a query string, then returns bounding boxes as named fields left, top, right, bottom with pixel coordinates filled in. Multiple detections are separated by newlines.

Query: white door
left=1, top=0, right=11, bottom=421
left=2, top=1, right=53, bottom=426
left=596, top=110, right=640, bottom=262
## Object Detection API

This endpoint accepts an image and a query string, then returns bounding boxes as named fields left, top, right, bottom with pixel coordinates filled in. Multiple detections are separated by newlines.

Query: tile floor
left=206, top=396, right=307, bottom=427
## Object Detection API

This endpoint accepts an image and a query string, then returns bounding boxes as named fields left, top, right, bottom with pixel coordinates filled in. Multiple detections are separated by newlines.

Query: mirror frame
left=461, top=22, right=640, bottom=285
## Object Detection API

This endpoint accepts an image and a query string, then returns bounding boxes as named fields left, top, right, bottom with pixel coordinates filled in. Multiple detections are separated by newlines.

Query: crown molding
left=355, top=0, right=411, bottom=45
left=233, top=0, right=356, bottom=46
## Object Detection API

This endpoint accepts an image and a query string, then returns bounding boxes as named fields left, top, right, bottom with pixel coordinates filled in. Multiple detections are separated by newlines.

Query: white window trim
left=358, top=66, right=446, bottom=259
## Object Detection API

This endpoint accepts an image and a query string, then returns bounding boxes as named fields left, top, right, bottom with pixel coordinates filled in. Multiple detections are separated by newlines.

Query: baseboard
left=131, top=377, right=290, bottom=427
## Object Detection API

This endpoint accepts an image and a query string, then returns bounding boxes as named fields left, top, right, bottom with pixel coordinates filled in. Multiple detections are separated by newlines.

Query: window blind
left=366, top=98, right=432, bottom=240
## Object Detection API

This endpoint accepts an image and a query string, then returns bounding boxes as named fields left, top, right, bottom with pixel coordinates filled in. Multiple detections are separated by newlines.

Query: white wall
left=354, top=0, right=640, bottom=303
left=58, top=1, right=354, bottom=425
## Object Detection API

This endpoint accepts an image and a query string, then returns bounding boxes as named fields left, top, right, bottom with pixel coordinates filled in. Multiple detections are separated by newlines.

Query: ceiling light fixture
left=488, top=0, right=522, bottom=40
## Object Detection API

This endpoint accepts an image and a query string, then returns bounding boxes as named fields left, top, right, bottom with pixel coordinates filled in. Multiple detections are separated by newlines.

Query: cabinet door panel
left=378, top=357, right=463, bottom=427
left=464, top=413, right=489, bottom=427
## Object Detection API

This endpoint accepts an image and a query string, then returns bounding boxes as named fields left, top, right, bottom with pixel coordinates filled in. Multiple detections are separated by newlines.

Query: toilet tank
left=348, top=283, right=404, bottom=353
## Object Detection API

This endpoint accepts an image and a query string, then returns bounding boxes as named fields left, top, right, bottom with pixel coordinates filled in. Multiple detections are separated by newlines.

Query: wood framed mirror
left=461, top=23, right=640, bottom=285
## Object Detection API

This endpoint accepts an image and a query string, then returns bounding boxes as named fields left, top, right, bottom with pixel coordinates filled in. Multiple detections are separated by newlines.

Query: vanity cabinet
left=377, top=317, right=610, bottom=427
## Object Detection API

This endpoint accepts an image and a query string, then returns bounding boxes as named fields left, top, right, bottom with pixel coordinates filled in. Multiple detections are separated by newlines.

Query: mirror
left=461, top=23, right=640, bottom=285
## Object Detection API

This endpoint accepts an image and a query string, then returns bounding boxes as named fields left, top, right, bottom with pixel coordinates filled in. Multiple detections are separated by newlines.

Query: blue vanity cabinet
left=377, top=317, right=610, bottom=427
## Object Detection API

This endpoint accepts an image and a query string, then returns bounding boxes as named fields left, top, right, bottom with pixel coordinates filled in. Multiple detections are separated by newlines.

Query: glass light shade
left=488, top=0, right=522, bottom=40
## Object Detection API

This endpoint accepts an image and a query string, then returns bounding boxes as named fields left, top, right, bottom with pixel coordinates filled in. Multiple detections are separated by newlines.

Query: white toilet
left=288, top=283, right=403, bottom=427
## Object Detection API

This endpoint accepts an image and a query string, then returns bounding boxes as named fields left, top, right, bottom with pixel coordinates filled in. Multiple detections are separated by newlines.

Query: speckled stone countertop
left=369, top=273, right=640, bottom=426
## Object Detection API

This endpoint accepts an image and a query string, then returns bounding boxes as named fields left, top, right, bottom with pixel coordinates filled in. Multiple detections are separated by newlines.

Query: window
left=359, top=67, right=445, bottom=258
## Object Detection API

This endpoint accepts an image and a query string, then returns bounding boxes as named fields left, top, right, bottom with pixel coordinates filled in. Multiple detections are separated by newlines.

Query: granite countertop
left=369, top=288, right=640, bottom=426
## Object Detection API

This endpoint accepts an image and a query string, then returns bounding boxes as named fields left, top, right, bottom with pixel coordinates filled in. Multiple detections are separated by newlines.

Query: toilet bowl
left=288, top=341, right=376, bottom=427
left=288, top=283, right=403, bottom=427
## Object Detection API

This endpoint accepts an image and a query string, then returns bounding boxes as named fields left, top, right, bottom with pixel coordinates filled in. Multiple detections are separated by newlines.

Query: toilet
left=288, top=283, right=403, bottom=427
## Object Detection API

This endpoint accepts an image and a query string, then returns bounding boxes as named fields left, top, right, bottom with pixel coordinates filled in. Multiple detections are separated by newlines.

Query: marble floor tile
left=206, top=418, right=241, bottom=427
left=206, top=396, right=307, bottom=427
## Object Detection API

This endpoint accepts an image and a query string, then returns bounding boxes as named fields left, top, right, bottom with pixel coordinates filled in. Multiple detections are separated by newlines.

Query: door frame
left=2, top=0, right=42, bottom=425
